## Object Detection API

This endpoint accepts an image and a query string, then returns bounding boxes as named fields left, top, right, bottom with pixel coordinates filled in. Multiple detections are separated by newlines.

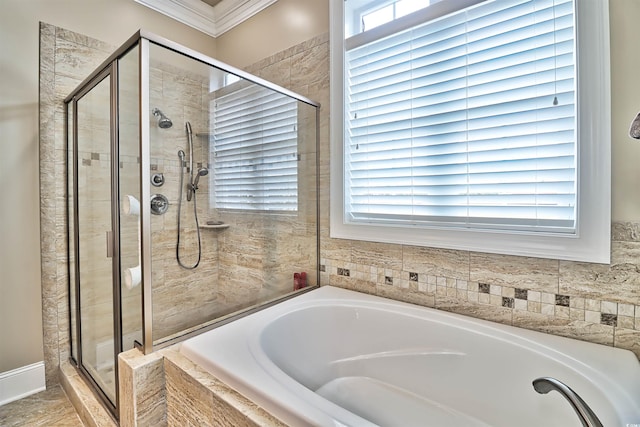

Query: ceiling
left=135, top=0, right=277, bottom=38
left=200, top=0, right=223, bottom=7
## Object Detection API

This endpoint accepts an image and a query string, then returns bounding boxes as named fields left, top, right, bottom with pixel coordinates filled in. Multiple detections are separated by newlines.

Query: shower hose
left=176, top=152, right=202, bottom=269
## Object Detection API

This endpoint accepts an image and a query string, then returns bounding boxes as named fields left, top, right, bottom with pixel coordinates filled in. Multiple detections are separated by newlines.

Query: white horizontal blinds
left=346, top=0, right=576, bottom=232
left=213, top=83, right=299, bottom=211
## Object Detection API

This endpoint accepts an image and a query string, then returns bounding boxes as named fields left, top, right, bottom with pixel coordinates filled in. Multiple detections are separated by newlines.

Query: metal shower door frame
left=67, top=61, right=123, bottom=418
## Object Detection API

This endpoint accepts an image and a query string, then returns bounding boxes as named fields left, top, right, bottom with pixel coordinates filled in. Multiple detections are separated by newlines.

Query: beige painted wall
left=0, top=0, right=216, bottom=373
left=610, top=0, right=640, bottom=221
left=216, top=0, right=329, bottom=69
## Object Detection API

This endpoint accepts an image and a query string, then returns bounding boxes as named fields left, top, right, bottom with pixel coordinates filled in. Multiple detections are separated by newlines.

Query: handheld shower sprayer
left=179, top=125, right=208, bottom=200
left=192, top=167, right=209, bottom=191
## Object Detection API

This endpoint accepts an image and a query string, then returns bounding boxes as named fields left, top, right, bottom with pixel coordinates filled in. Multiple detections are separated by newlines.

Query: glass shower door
left=75, top=71, right=117, bottom=405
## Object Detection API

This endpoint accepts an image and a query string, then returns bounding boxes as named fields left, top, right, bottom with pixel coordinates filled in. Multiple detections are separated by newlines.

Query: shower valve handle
left=150, top=194, right=169, bottom=215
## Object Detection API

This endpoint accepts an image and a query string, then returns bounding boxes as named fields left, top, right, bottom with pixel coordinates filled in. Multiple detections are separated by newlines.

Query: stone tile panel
left=403, top=246, right=469, bottom=280
left=470, top=252, right=559, bottom=293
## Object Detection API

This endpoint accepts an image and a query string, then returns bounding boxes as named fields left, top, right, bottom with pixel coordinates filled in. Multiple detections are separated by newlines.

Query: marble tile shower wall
left=146, top=59, right=221, bottom=343
left=40, top=22, right=116, bottom=387
left=246, top=32, right=639, bottom=359
left=148, top=55, right=320, bottom=334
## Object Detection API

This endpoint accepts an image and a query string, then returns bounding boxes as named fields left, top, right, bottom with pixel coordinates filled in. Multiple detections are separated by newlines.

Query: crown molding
left=214, top=0, right=277, bottom=36
left=135, top=0, right=277, bottom=38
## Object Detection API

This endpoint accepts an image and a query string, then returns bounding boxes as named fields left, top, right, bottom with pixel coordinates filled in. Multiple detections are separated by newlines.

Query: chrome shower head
left=152, top=108, right=173, bottom=129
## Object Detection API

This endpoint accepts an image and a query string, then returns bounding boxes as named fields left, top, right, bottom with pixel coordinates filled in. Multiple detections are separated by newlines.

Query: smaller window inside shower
left=211, top=84, right=299, bottom=212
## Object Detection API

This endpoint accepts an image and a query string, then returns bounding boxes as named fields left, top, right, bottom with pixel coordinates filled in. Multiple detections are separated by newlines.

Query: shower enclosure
left=64, top=31, right=319, bottom=417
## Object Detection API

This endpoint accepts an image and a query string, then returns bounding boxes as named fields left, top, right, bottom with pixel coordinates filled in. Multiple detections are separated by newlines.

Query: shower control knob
left=150, top=194, right=169, bottom=215
left=151, top=173, right=165, bottom=187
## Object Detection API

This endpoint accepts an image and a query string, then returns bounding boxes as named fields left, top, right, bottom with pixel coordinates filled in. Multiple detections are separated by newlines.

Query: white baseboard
left=0, top=361, right=46, bottom=406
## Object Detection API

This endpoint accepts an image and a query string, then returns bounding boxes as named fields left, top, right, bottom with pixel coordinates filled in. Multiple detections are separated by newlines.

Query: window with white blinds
left=212, top=84, right=299, bottom=211
left=346, top=0, right=576, bottom=233
left=331, top=0, right=610, bottom=262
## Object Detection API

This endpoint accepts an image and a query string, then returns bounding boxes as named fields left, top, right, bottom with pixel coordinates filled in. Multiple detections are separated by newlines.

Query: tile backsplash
left=322, top=257, right=640, bottom=328
left=320, top=223, right=640, bottom=358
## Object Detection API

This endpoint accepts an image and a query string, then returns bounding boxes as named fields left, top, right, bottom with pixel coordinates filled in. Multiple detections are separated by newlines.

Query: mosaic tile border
left=320, top=259, right=640, bottom=331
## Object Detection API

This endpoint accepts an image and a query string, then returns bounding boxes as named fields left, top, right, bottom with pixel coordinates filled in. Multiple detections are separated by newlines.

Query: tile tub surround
left=118, top=349, right=166, bottom=427
left=163, top=349, right=286, bottom=427
left=115, top=346, right=300, bottom=427
left=321, top=235, right=640, bottom=358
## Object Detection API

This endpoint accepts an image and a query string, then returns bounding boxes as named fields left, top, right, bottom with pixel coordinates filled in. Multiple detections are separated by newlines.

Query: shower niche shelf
left=200, top=221, right=230, bottom=230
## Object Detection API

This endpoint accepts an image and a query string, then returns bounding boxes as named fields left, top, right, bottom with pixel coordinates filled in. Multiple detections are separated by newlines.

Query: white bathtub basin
left=180, top=286, right=640, bottom=426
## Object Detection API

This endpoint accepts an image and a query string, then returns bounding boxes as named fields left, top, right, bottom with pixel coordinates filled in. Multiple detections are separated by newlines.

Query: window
left=212, top=83, right=299, bottom=211
left=350, top=0, right=576, bottom=232
left=330, top=0, right=611, bottom=263
left=361, top=0, right=429, bottom=32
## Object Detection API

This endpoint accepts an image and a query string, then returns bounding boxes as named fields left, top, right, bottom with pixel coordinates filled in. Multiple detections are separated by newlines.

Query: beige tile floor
left=0, top=385, right=83, bottom=427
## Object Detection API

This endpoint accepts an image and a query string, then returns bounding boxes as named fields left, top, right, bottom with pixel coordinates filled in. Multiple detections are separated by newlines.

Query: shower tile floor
left=0, top=385, right=83, bottom=426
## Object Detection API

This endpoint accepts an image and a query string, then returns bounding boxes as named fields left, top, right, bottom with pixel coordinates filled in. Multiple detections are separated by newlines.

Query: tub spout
left=532, top=377, right=603, bottom=427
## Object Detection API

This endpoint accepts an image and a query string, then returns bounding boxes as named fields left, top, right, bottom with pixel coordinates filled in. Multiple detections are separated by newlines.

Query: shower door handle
left=106, top=231, right=113, bottom=258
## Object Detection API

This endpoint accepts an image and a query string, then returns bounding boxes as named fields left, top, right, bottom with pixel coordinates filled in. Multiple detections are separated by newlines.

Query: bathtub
left=180, top=286, right=640, bottom=426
